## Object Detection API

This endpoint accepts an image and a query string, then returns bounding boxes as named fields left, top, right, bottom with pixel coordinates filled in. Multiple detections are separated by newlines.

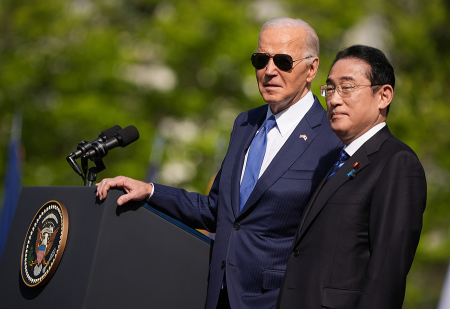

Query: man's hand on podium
left=96, top=176, right=153, bottom=206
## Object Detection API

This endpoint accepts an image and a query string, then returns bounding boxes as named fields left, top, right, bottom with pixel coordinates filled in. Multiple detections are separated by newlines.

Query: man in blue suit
left=97, top=17, right=341, bottom=309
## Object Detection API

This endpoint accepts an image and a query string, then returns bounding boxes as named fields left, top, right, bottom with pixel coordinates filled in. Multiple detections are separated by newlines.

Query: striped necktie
left=327, top=149, right=350, bottom=180
left=239, top=115, right=277, bottom=211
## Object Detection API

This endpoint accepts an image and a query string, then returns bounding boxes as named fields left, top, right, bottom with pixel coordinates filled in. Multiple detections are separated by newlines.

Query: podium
left=0, top=186, right=211, bottom=308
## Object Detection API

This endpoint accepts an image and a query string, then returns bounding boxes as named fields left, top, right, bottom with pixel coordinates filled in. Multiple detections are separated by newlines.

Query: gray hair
left=259, top=17, right=319, bottom=62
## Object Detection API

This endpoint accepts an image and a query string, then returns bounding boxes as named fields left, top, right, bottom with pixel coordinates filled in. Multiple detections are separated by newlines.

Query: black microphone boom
left=66, top=125, right=139, bottom=186
left=83, top=125, right=140, bottom=161
left=68, top=125, right=122, bottom=160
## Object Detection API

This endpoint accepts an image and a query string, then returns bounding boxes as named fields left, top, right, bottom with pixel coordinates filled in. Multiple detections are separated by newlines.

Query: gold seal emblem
left=20, top=200, right=69, bottom=287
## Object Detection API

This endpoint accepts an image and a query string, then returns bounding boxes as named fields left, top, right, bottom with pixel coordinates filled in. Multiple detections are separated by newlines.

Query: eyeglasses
left=320, top=83, right=382, bottom=98
left=251, top=53, right=312, bottom=72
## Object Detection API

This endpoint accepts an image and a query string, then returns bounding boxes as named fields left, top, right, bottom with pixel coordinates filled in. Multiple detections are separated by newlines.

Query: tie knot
left=264, top=115, right=277, bottom=132
left=326, top=149, right=350, bottom=180
left=338, top=149, right=350, bottom=163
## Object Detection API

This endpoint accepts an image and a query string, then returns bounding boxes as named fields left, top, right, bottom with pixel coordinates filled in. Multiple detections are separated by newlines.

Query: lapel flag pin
left=347, top=162, right=361, bottom=178
left=299, top=134, right=307, bottom=141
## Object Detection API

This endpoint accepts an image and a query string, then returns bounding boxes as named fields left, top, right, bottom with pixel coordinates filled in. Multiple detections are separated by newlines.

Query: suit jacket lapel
left=293, top=126, right=393, bottom=246
left=238, top=98, right=325, bottom=216
left=230, top=107, right=267, bottom=218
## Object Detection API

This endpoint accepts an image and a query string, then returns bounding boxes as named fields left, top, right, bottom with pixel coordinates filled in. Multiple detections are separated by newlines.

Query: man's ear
left=377, top=84, right=394, bottom=110
left=306, top=57, right=319, bottom=83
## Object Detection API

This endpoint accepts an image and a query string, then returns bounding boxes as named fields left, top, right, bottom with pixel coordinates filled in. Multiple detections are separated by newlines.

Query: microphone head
left=99, top=125, right=122, bottom=140
left=117, top=125, right=139, bottom=147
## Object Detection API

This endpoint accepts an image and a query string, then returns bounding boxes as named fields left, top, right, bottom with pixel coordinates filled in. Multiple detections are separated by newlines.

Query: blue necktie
left=327, top=149, right=350, bottom=180
left=239, top=116, right=277, bottom=211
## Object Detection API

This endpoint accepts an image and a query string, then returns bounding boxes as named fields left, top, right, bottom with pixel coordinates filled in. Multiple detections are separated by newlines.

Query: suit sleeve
left=146, top=113, right=243, bottom=233
left=357, top=149, right=427, bottom=309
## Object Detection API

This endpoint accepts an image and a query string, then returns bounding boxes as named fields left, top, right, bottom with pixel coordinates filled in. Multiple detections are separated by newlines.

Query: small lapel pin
left=299, top=134, right=307, bottom=141
left=347, top=162, right=361, bottom=178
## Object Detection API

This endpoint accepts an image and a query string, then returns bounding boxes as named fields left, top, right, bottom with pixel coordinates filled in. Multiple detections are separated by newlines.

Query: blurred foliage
left=0, top=0, right=449, bottom=307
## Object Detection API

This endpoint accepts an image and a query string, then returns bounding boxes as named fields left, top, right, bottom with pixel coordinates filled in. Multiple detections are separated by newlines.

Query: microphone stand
left=85, top=157, right=106, bottom=186
left=67, top=152, right=107, bottom=186
left=81, top=156, right=89, bottom=186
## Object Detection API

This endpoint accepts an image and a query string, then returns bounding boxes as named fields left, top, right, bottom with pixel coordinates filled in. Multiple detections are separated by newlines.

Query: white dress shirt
left=240, top=91, right=315, bottom=183
left=343, top=122, right=386, bottom=156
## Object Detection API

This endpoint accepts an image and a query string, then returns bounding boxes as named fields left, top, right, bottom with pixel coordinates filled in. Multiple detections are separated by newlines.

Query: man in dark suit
left=277, top=45, right=427, bottom=309
left=96, top=17, right=341, bottom=309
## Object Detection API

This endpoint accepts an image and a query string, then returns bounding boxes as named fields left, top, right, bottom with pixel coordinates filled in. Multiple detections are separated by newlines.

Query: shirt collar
left=265, top=91, right=315, bottom=137
left=344, top=122, right=386, bottom=156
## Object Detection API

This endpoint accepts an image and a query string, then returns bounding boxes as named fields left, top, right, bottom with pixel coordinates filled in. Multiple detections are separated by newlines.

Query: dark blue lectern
left=0, top=186, right=210, bottom=309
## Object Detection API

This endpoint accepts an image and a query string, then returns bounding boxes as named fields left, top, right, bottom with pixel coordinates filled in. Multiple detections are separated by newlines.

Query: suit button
left=234, top=223, right=241, bottom=231
left=221, top=261, right=226, bottom=269
left=292, top=250, right=300, bottom=257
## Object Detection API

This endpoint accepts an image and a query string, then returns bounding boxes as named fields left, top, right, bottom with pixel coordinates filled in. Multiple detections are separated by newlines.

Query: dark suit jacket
left=148, top=96, right=342, bottom=309
left=277, top=126, right=427, bottom=309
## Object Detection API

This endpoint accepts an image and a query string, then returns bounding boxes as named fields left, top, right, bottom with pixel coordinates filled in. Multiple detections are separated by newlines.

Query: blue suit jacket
left=149, top=96, right=342, bottom=309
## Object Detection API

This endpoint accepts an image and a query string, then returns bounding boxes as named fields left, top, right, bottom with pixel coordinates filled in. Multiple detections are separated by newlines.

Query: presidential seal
left=20, top=200, right=69, bottom=287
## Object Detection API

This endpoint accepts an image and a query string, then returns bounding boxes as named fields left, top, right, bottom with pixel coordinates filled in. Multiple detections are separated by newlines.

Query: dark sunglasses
left=251, top=53, right=312, bottom=72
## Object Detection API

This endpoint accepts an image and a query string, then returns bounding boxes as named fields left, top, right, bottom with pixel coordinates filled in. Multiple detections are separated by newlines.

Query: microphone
left=66, top=125, right=122, bottom=177
left=83, top=125, right=140, bottom=161
left=68, top=125, right=122, bottom=160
